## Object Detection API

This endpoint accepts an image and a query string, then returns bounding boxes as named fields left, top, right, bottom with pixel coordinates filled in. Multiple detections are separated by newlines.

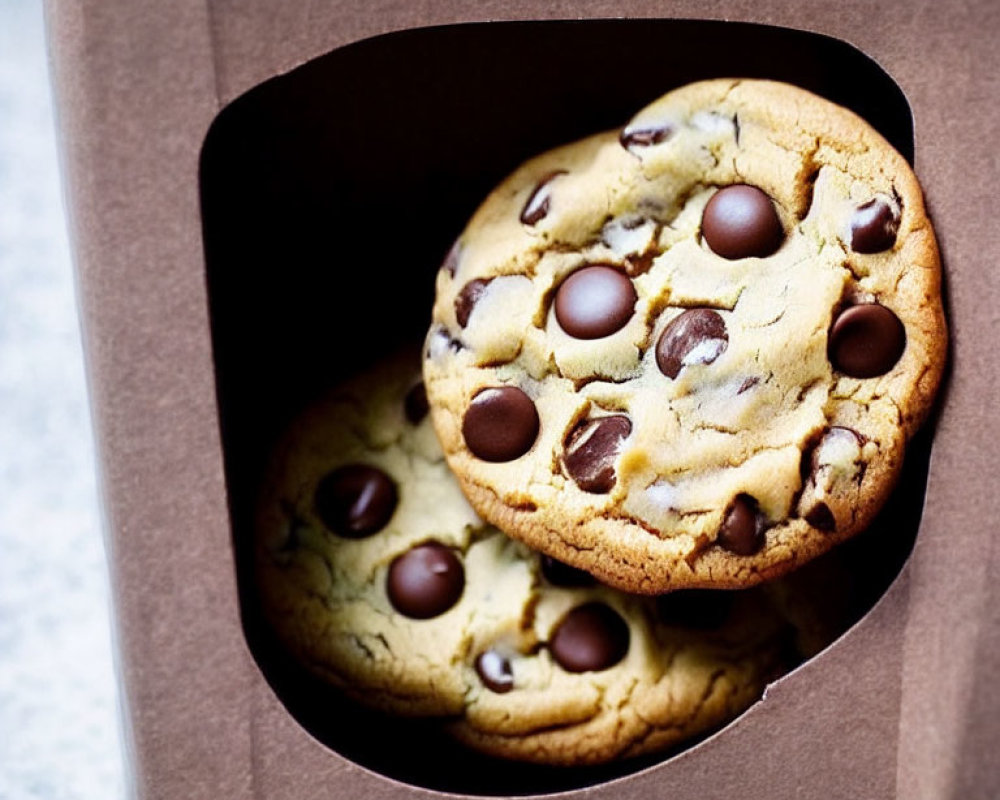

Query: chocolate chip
left=828, top=303, right=906, bottom=378
left=805, top=502, right=836, bottom=532
left=540, top=555, right=596, bottom=587
left=475, top=649, right=514, bottom=693
left=619, top=122, right=674, bottom=151
left=387, top=542, right=464, bottom=619
left=554, top=266, right=637, bottom=339
left=562, top=415, right=632, bottom=493
left=830, top=425, right=865, bottom=448
left=520, top=170, right=566, bottom=226
left=656, top=589, right=735, bottom=629
left=799, top=426, right=866, bottom=509
left=404, top=382, right=429, bottom=425
left=455, top=278, right=490, bottom=328
left=550, top=602, right=629, bottom=673
left=655, top=309, right=728, bottom=379
left=718, top=494, right=766, bottom=555
left=810, top=426, right=864, bottom=471
left=462, top=387, right=539, bottom=462
left=702, top=184, right=783, bottom=259
left=802, top=425, right=863, bottom=479
left=314, top=465, right=397, bottom=538
left=850, top=198, right=899, bottom=253
left=441, top=238, right=462, bottom=277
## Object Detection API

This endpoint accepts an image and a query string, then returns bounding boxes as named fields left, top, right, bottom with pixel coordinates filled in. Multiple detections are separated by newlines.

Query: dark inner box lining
left=199, top=19, right=924, bottom=795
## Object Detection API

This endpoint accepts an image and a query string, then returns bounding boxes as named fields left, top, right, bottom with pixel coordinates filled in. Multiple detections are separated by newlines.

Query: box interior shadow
left=199, top=18, right=927, bottom=796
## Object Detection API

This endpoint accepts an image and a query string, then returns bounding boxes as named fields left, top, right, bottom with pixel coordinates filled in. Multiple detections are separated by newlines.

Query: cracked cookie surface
left=254, top=350, right=840, bottom=765
left=423, top=79, right=946, bottom=594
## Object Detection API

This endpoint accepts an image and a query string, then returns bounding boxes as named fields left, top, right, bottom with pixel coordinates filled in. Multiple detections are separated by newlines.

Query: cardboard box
left=45, top=1, right=1000, bottom=797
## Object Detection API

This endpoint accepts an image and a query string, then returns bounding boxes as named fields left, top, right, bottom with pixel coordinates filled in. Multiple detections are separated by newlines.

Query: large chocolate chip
left=828, top=303, right=906, bottom=378
left=656, top=589, right=735, bottom=629
left=475, top=649, right=515, bottom=693
left=540, top=555, right=596, bottom=587
left=718, top=494, right=766, bottom=555
left=554, top=266, right=637, bottom=339
left=455, top=278, right=490, bottom=328
left=520, top=170, right=566, bottom=226
left=702, top=184, right=783, bottom=259
left=850, top=198, right=899, bottom=253
left=550, top=602, right=630, bottom=673
left=619, top=121, right=674, bottom=151
left=387, top=542, right=465, bottom=619
left=655, top=309, right=728, bottom=379
left=404, top=382, right=429, bottom=425
left=562, top=415, right=632, bottom=493
left=462, top=387, right=539, bottom=462
left=314, top=465, right=397, bottom=538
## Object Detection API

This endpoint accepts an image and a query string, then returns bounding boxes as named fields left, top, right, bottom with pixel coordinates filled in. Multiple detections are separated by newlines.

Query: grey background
left=0, top=0, right=127, bottom=796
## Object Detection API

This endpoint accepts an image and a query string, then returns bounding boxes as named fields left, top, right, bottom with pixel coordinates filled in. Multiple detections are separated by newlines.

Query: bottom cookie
left=254, top=348, right=847, bottom=766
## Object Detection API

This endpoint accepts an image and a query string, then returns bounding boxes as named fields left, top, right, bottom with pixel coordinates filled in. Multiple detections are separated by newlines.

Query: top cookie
left=424, top=79, right=946, bottom=594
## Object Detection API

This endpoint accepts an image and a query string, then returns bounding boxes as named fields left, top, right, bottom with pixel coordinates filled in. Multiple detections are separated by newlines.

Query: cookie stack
left=255, top=80, right=946, bottom=768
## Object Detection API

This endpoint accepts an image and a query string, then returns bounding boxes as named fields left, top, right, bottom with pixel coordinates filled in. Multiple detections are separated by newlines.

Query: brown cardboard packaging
left=44, top=1, right=1000, bottom=797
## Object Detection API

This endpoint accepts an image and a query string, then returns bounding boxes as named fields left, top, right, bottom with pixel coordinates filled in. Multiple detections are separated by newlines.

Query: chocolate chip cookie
left=254, top=350, right=841, bottom=765
left=423, top=79, right=946, bottom=593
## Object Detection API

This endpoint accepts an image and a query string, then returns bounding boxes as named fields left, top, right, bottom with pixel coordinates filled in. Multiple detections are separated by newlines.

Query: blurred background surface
left=0, top=0, right=127, bottom=796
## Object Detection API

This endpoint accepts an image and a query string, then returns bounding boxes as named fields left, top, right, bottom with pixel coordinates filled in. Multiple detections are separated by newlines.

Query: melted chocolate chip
left=562, top=415, right=632, bottom=493
left=314, top=465, right=397, bottom=538
left=655, top=309, right=729, bottom=379
left=520, top=170, right=566, bottom=226
left=404, top=382, right=429, bottom=425
left=475, top=649, right=514, bottom=693
left=619, top=122, right=674, bottom=151
left=387, top=542, right=465, bottom=619
left=805, top=502, right=836, bottom=532
left=455, top=278, right=490, bottom=328
left=850, top=198, right=900, bottom=253
left=802, top=426, right=864, bottom=481
left=799, top=427, right=865, bottom=520
left=656, top=589, right=735, bottom=629
left=540, top=555, right=596, bottom=587
left=828, top=303, right=906, bottom=378
left=462, top=387, right=539, bottom=462
left=718, top=494, right=766, bottom=556
left=702, top=184, right=783, bottom=259
left=830, top=425, right=865, bottom=447
left=811, top=426, right=864, bottom=470
left=550, top=602, right=629, bottom=673
left=554, top=266, right=637, bottom=340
